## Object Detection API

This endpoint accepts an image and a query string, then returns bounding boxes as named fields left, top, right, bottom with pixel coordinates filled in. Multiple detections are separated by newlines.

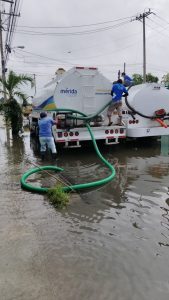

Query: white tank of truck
left=32, top=66, right=112, bottom=114
left=30, top=66, right=126, bottom=147
left=122, top=83, right=169, bottom=137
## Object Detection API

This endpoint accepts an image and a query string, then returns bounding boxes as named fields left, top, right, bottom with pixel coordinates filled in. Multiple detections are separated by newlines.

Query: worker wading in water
left=38, top=111, right=57, bottom=160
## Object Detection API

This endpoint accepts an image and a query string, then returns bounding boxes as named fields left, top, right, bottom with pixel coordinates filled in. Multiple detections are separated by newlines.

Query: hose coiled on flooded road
left=21, top=106, right=116, bottom=193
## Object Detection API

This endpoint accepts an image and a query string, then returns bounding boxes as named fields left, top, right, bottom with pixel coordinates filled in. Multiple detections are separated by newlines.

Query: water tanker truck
left=29, top=66, right=169, bottom=148
left=29, top=66, right=126, bottom=148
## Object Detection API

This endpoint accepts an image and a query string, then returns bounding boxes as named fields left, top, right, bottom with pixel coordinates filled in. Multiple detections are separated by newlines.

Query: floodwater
left=0, top=120, right=169, bottom=300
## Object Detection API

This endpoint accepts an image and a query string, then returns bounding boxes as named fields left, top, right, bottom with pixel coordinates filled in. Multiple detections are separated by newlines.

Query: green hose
left=21, top=105, right=116, bottom=193
left=67, top=100, right=112, bottom=121
left=38, top=100, right=112, bottom=121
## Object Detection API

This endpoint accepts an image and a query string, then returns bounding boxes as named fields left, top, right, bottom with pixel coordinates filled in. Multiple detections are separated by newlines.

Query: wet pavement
left=0, top=116, right=169, bottom=300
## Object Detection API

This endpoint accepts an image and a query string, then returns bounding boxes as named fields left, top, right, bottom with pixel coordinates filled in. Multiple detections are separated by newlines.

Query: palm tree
left=0, top=70, right=34, bottom=135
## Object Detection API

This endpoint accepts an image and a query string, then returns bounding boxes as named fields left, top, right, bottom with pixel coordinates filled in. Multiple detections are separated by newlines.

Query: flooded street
left=0, top=118, right=169, bottom=300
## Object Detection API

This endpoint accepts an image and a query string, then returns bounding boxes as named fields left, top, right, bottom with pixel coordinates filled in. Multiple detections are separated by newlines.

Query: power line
left=1, top=1, right=14, bottom=3
left=60, top=31, right=141, bottom=54
left=75, top=41, right=138, bottom=60
left=4, top=0, right=21, bottom=64
left=13, top=20, right=131, bottom=36
left=18, top=49, right=75, bottom=65
left=17, top=15, right=133, bottom=29
left=146, top=17, right=169, bottom=38
left=154, top=14, right=169, bottom=26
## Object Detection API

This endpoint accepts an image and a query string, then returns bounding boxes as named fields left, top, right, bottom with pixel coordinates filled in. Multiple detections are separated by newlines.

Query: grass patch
left=47, top=184, right=70, bottom=209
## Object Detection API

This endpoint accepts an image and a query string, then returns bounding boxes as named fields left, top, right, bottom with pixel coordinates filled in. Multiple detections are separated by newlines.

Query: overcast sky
left=2, top=0, right=169, bottom=93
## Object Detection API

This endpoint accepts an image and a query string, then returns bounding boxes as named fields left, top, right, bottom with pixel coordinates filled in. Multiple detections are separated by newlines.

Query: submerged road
left=0, top=130, right=60, bottom=299
left=0, top=118, right=81, bottom=300
left=0, top=116, right=169, bottom=300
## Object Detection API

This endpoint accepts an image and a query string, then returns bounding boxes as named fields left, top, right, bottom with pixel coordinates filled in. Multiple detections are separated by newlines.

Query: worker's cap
left=40, top=111, right=47, bottom=118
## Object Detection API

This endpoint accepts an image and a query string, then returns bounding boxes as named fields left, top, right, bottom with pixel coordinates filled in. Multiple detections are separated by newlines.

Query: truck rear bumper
left=54, top=126, right=126, bottom=146
left=127, top=126, right=169, bottom=137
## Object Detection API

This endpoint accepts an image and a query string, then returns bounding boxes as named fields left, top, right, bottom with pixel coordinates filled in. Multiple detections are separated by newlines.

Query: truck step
left=64, top=141, right=81, bottom=148
left=105, top=137, right=119, bottom=145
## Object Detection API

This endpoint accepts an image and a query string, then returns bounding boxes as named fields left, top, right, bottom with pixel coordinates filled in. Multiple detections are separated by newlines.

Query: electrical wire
left=147, top=16, right=169, bottom=36
left=17, top=15, right=133, bottom=29
left=14, top=49, right=75, bottom=65
left=77, top=41, right=139, bottom=60
left=154, top=14, right=169, bottom=26
left=63, top=30, right=141, bottom=54
left=4, top=0, right=22, bottom=65
left=14, top=20, right=131, bottom=36
left=144, top=17, right=169, bottom=41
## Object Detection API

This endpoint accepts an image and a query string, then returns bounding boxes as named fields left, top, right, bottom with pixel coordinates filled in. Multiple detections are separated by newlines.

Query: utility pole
left=0, top=11, right=6, bottom=100
left=132, top=9, right=154, bottom=83
left=0, top=0, right=20, bottom=100
left=123, top=62, right=126, bottom=74
left=33, top=74, right=36, bottom=96
left=1, top=0, right=17, bottom=140
left=142, top=14, right=146, bottom=83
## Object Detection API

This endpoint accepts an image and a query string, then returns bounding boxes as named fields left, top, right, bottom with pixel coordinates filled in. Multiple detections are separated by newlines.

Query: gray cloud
left=4, top=0, right=169, bottom=90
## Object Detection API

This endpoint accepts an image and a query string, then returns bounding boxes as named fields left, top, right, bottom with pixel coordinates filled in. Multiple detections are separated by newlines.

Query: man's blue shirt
left=111, top=83, right=128, bottom=102
left=124, top=74, right=132, bottom=82
left=38, top=117, right=55, bottom=137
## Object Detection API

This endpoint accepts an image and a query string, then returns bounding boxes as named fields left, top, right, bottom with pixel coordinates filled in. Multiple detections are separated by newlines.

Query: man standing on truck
left=121, top=72, right=134, bottom=88
left=38, top=111, right=57, bottom=160
left=107, top=79, right=128, bottom=126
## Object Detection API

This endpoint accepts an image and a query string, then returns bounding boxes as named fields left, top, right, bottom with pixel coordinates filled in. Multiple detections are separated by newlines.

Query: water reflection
left=54, top=140, right=169, bottom=259
left=161, top=135, right=169, bottom=156
left=1, top=126, right=169, bottom=299
left=7, top=136, right=25, bottom=164
left=30, top=136, right=40, bottom=158
left=28, top=136, right=169, bottom=214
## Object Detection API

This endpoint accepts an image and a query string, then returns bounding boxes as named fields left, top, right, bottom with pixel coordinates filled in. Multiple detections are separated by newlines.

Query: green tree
left=132, top=73, right=159, bottom=85
left=146, top=73, right=159, bottom=83
left=0, top=70, right=34, bottom=135
left=132, top=73, right=143, bottom=85
left=161, top=73, right=169, bottom=88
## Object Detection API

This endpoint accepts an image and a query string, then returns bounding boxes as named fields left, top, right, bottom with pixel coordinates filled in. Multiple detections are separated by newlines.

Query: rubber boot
left=40, top=151, right=45, bottom=161
left=51, top=153, right=57, bottom=160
